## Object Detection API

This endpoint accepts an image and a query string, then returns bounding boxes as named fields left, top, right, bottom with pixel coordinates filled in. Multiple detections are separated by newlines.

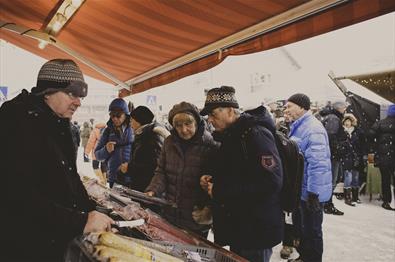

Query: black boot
left=352, top=187, right=361, bottom=204
left=344, top=188, right=355, bottom=206
left=324, top=202, right=344, bottom=215
left=382, top=202, right=395, bottom=211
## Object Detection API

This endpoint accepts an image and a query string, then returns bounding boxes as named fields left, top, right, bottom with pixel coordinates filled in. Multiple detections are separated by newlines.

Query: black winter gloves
left=307, top=192, right=321, bottom=212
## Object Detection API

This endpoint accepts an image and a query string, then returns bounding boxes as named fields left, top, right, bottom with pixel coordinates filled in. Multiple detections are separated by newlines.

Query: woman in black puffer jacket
left=340, top=114, right=364, bottom=206
left=121, top=106, right=170, bottom=192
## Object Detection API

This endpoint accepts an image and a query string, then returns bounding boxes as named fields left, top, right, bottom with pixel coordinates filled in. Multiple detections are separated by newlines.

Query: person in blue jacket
left=285, top=93, right=332, bottom=262
left=95, top=98, right=133, bottom=188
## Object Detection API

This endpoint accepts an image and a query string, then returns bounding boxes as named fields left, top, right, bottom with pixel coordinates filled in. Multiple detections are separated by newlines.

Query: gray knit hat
left=200, top=86, right=239, bottom=116
left=31, top=59, right=88, bottom=97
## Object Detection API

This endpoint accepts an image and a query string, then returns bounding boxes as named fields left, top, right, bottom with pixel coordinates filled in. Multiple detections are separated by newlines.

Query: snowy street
left=77, top=148, right=395, bottom=262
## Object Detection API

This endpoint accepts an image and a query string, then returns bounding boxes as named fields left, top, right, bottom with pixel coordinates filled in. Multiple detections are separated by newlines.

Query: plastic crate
left=64, top=238, right=96, bottom=262
left=155, top=241, right=242, bottom=262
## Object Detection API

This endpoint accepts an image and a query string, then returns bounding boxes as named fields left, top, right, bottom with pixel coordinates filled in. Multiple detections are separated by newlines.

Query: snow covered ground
left=77, top=147, right=395, bottom=262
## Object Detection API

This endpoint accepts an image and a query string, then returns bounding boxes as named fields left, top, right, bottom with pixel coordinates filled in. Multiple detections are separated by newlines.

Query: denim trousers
left=230, top=246, right=273, bottom=262
left=326, top=159, right=341, bottom=205
left=292, top=200, right=324, bottom=262
left=331, top=159, right=341, bottom=189
left=343, top=169, right=359, bottom=188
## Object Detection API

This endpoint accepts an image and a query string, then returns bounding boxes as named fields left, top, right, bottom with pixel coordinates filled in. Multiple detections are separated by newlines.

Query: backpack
left=240, top=127, right=304, bottom=213
left=274, top=131, right=304, bottom=213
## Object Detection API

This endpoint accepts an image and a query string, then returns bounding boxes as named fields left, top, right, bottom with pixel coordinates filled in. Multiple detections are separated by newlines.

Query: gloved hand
left=306, top=192, right=321, bottom=212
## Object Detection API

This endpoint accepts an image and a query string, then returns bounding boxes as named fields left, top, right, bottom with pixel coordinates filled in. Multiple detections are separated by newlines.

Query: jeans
left=343, top=169, right=359, bottom=188
left=230, top=247, right=273, bottom=262
left=331, top=159, right=341, bottom=189
left=327, top=159, right=340, bottom=205
left=293, top=200, right=324, bottom=262
left=379, top=165, right=395, bottom=203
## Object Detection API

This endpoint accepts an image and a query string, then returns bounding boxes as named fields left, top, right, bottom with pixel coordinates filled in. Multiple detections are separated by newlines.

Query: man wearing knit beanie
left=285, top=93, right=332, bottom=262
left=31, top=59, right=88, bottom=119
left=287, top=93, right=311, bottom=111
left=31, top=58, right=88, bottom=98
left=0, top=59, right=114, bottom=261
left=199, top=86, right=283, bottom=261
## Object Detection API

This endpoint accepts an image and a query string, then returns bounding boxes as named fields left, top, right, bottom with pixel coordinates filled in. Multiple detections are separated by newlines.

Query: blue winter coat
left=289, top=111, right=332, bottom=203
left=95, top=119, right=133, bottom=184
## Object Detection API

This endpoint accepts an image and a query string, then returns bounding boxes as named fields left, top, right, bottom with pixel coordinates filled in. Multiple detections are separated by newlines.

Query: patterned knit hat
left=200, top=86, right=239, bottom=116
left=31, top=59, right=88, bottom=97
left=287, top=93, right=311, bottom=110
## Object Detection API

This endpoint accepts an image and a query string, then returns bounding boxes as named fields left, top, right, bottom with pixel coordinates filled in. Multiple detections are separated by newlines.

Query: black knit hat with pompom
left=200, top=86, right=239, bottom=116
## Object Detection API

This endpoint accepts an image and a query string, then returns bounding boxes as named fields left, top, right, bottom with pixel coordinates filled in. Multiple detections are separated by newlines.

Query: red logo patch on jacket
left=261, top=155, right=276, bottom=169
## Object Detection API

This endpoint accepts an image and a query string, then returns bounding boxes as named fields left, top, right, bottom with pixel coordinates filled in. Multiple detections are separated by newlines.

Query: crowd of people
left=2, top=59, right=394, bottom=262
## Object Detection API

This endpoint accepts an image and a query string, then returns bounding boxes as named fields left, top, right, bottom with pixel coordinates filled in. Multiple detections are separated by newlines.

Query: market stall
left=69, top=178, right=247, bottom=262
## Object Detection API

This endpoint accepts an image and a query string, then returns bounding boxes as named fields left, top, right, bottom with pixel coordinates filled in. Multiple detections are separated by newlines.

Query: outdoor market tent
left=1, top=0, right=394, bottom=97
left=335, top=70, right=395, bottom=103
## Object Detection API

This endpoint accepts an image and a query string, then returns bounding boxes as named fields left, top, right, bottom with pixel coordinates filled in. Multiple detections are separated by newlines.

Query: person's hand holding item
left=207, top=182, right=213, bottom=198
left=83, top=211, right=114, bottom=233
left=200, top=175, right=212, bottom=192
left=120, top=162, right=128, bottom=173
left=106, top=141, right=116, bottom=153
left=145, top=191, right=155, bottom=197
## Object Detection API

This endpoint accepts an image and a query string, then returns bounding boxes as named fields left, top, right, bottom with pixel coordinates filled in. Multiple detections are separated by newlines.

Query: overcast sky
left=127, top=12, right=394, bottom=113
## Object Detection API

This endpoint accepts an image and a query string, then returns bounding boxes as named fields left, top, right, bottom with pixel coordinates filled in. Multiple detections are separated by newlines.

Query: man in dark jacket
left=0, top=59, right=114, bottom=261
left=200, top=86, right=283, bottom=262
left=369, top=104, right=395, bottom=211
left=320, top=101, right=348, bottom=215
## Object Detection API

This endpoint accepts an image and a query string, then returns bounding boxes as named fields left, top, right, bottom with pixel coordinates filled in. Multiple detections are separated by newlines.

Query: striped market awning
left=1, top=0, right=394, bottom=96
